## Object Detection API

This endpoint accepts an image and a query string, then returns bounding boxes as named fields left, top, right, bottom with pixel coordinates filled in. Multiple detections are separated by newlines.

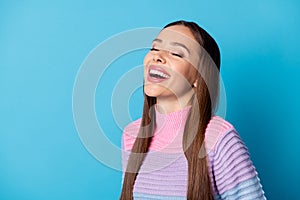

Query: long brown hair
left=120, top=20, right=220, bottom=199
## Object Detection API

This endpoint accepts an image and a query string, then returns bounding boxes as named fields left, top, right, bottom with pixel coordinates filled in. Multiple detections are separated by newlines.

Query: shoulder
left=122, top=118, right=142, bottom=151
left=206, top=117, right=266, bottom=198
left=205, top=116, right=236, bottom=152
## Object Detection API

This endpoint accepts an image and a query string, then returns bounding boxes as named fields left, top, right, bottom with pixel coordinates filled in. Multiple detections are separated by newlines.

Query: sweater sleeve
left=212, top=129, right=266, bottom=200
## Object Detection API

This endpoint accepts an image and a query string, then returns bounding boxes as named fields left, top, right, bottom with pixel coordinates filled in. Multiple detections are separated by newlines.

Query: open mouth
left=147, top=65, right=170, bottom=83
left=149, top=69, right=170, bottom=79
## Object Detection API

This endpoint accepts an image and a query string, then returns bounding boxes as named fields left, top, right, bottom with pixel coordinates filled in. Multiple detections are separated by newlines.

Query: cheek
left=143, top=53, right=152, bottom=74
left=173, top=63, right=198, bottom=84
left=186, top=67, right=198, bottom=82
left=143, top=52, right=152, bottom=65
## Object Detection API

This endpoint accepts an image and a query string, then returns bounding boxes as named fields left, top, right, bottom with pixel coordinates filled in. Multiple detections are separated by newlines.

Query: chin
left=144, top=85, right=162, bottom=97
left=144, top=89, right=159, bottom=97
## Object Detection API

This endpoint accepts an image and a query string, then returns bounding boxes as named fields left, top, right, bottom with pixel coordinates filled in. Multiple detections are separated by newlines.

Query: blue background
left=1, top=0, right=300, bottom=199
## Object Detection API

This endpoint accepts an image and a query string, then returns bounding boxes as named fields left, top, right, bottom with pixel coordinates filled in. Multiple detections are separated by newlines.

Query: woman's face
left=144, top=25, right=201, bottom=103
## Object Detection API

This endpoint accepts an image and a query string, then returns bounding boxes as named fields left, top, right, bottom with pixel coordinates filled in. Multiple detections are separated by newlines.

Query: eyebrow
left=152, top=38, right=190, bottom=54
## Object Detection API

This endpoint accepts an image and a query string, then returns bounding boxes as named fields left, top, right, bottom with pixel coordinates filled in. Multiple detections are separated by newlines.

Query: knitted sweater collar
left=148, top=105, right=191, bottom=152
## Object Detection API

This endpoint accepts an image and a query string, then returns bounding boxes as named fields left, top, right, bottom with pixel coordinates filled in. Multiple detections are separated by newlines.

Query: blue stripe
left=218, top=177, right=266, bottom=200
left=134, top=192, right=186, bottom=200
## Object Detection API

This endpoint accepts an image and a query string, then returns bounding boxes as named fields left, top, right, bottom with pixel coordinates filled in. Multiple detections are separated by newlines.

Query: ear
left=192, top=79, right=198, bottom=88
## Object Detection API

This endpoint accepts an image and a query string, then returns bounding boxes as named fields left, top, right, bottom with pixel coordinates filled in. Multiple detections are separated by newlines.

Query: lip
left=147, top=65, right=170, bottom=83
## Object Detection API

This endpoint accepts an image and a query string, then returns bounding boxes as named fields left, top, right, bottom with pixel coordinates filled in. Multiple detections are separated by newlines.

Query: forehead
left=160, top=25, right=196, bottom=40
left=155, top=25, right=200, bottom=51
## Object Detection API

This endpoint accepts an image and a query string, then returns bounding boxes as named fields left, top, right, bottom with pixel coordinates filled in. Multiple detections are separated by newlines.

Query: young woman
left=120, top=21, right=265, bottom=199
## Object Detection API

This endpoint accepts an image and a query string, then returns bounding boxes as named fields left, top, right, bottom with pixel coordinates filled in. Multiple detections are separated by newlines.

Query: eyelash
left=171, top=52, right=183, bottom=58
left=150, top=48, right=159, bottom=51
left=150, top=48, right=183, bottom=58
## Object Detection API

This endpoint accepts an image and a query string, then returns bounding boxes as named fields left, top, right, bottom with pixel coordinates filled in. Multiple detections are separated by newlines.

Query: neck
left=156, top=91, right=194, bottom=114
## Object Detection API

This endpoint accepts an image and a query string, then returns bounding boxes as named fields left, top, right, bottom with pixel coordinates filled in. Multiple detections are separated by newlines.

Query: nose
left=153, top=51, right=166, bottom=64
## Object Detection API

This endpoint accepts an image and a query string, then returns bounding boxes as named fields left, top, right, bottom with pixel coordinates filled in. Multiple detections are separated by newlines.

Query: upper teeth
left=149, top=69, right=170, bottom=78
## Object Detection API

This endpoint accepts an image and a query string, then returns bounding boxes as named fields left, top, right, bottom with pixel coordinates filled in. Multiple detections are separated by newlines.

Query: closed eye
left=150, top=47, right=159, bottom=51
left=171, top=52, right=183, bottom=58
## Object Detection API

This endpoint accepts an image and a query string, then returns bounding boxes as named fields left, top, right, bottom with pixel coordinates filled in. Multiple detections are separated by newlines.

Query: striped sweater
left=122, top=106, right=266, bottom=199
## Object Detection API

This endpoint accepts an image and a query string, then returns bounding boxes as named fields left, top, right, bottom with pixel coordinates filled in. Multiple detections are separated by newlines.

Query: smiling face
left=144, top=25, right=201, bottom=110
